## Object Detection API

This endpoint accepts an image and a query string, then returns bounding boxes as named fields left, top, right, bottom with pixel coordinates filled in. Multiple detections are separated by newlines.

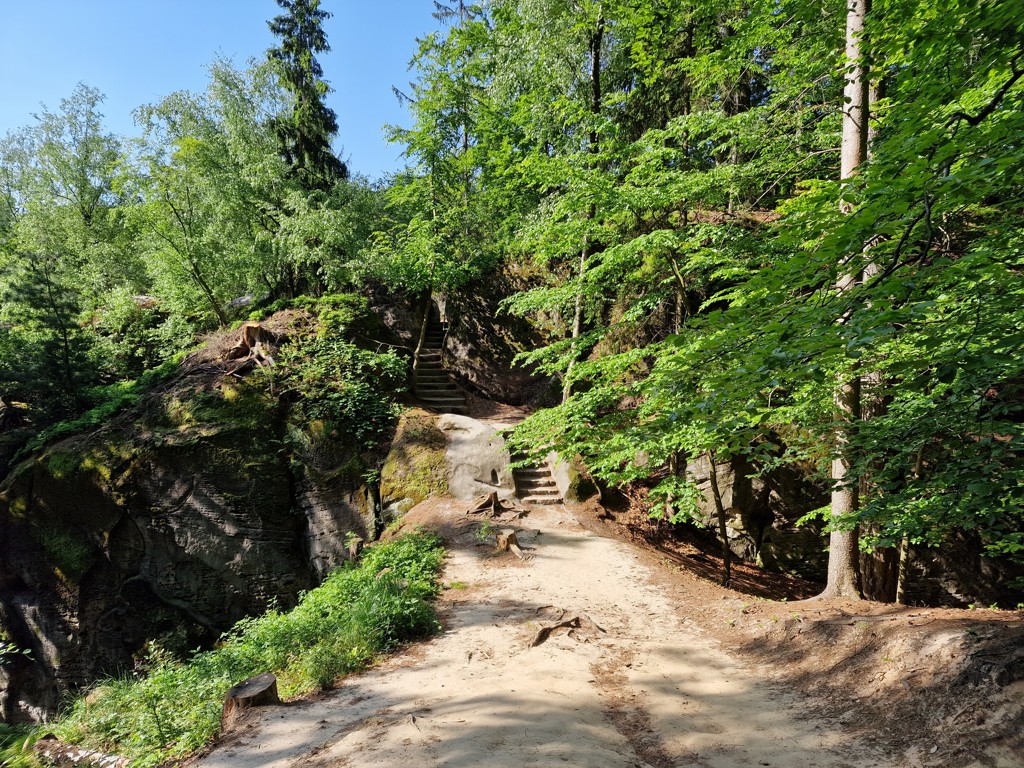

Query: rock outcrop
left=0, top=315, right=379, bottom=723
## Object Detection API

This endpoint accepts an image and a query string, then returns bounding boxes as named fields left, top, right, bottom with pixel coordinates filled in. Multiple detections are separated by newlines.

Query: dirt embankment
left=571, top=499, right=1024, bottom=768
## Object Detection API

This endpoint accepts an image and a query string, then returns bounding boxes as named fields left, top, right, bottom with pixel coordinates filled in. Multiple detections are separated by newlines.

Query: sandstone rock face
left=380, top=409, right=451, bottom=520
left=0, top=361, right=375, bottom=723
left=443, top=273, right=552, bottom=407
left=687, top=454, right=828, bottom=581
left=438, top=414, right=515, bottom=502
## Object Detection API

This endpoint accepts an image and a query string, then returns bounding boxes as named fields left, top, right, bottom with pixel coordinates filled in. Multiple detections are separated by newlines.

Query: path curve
left=194, top=504, right=892, bottom=768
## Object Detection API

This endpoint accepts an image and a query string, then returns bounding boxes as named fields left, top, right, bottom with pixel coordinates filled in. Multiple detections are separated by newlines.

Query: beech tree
left=503, top=0, right=1024, bottom=590
left=821, top=0, right=871, bottom=600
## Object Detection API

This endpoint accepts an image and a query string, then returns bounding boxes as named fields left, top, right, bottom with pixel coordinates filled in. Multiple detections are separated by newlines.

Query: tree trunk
left=895, top=537, right=910, bottom=604
left=707, top=451, right=732, bottom=587
left=819, top=0, right=870, bottom=600
left=563, top=12, right=604, bottom=405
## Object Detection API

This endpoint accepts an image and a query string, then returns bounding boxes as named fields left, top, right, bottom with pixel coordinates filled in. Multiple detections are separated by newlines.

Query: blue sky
left=0, top=1, right=442, bottom=180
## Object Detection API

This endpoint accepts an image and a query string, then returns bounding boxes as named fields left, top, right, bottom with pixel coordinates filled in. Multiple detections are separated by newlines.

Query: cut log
left=221, top=672, right=281, bottom=732
left=33, top=735, right=129, bottom=767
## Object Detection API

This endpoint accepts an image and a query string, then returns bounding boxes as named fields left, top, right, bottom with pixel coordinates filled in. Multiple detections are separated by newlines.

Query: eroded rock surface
left=0, top=318, right=377, bottom=723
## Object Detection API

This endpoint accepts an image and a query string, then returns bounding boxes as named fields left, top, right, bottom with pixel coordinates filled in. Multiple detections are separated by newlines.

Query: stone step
left=520, top=486, right=559, bottom=495
left=514, top=467, right=550, bottom=477
left=515, top=471, right=554, bottom=481
left=521, top=495, right=562, bottom=505
left=432, top=405, right=468, bottom=414
left=420, top=396, right=467, bottom=406
left=518, top=480, right=557, bottom=490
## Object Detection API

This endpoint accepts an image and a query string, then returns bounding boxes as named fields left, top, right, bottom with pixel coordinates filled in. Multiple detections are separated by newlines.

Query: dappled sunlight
left=198, top=501, right=885, bottom=768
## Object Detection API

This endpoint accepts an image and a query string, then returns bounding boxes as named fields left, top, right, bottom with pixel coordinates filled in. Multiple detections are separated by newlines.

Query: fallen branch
left=530, top=612, right=606, bottom=647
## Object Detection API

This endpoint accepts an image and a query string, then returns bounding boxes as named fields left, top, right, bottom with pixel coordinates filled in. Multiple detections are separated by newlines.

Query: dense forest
left=1, top=0, right=1023, bottom=762
left=2, top=0, right=1022, bottom=608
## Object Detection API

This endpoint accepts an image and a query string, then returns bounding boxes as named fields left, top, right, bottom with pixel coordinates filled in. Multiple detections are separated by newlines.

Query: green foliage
left=15, top=353, right=185, bottom=460
left=359, top=5, right=500, bottom=295
left=0, top=725, right=42, bottom=768
left=276, top=296, right=408, bottom=452
left=0, top=635, right=31, bottom=662
left=51, top=532, right=444, bottom=767
left=473, top=0, right=1024, bottom=586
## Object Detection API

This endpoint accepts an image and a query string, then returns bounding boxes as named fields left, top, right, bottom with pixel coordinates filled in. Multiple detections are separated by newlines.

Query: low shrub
left=51, top=531, right=444, bottom=767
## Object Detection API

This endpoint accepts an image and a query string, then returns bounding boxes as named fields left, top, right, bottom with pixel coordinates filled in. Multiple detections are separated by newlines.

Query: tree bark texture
left=821, top=0, right=870, bottom=600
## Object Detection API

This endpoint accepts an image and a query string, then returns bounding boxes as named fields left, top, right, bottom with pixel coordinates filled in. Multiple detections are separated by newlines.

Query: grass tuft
left=48, top=531, right=444, bottom=767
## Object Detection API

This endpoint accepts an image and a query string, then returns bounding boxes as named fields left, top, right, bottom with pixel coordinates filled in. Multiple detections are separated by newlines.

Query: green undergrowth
left=14, top=353, right=187, bottom=463
left=0, top=724, right=42, bottom=768
left=48, top=531, right=445, bottom=768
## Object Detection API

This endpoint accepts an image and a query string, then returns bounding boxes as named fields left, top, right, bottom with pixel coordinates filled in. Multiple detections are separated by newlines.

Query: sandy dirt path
left=194, top=503, right=894, bottom=768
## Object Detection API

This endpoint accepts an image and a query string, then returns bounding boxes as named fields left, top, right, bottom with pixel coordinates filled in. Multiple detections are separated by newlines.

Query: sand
left=193, top=503, right=893, bottom=768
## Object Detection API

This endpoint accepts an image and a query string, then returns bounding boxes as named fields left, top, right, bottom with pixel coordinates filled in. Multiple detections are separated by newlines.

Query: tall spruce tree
left=267, top=0, right=348, bottom=190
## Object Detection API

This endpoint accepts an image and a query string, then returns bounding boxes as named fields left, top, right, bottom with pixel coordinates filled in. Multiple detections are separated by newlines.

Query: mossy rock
left=381, top=410, right=449, bottom=511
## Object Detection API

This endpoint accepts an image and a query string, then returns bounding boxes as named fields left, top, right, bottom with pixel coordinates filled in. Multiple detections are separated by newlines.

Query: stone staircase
left=414, top=320, right=468, bottom=415
left=512, top=458, right=562, bottom=505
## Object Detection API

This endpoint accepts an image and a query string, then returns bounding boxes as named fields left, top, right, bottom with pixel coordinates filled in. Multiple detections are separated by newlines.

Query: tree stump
left=468, top=492, right=500, bottom=515
left=496, top=529, right=528, bottom=560
left=221, top=672, right=281, bottom=732
left=347, top=535, right=364, bottom=560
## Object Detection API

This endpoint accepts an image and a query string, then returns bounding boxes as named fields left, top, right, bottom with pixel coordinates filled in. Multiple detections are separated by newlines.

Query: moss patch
left=33, top=526, right=96, bottom=582
left=381, top=410, right=450, bottom=512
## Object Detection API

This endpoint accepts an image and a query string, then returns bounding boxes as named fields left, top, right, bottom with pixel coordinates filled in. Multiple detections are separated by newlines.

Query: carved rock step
left=515, top=467, right=551, bottom=477
left=519, top=483, right=558, bottom=493
left=512, top=462, right=562, bottom=505
left=433, top=405, right=468, bottom=414
left=521, top=494, right=562, bottom=505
